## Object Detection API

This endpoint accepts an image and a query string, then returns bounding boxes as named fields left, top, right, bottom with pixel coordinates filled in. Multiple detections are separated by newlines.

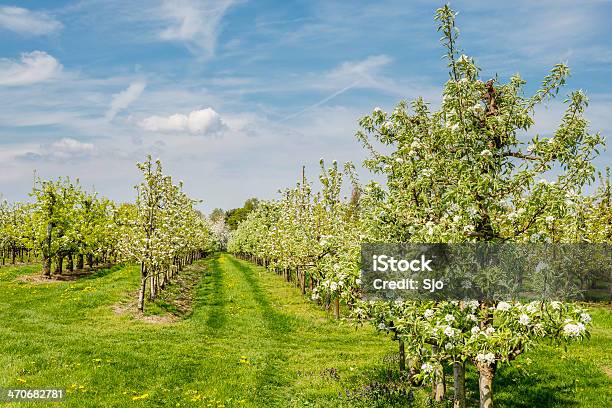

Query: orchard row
left=228, top=6, right=610, bottom=408
left=0, top=156, right=225, bottom=311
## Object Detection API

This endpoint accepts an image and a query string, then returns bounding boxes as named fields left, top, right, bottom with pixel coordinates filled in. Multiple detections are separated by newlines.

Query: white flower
left=330, top=282, right=338, bottom=292
left=550, top=301, right=561, bottom=310
left=470, top=103, right=484, bottom=115
left=378, top=322, right=387, bottom=330
left=421, top=363, right=434, bottom=374
left=311, top=292, right=320, bottom=301
left=563, top=322, right=585, bottom=337
left=467, top=313, right=478, bottom=322
left=461, top=280, right=473, bottom=290
left=451, top=123, right=460, bottom=132
left=381, top=120, right=394, bottom=132
left=480, top=149, right=493, bottom=157
left=395, top=157, right=404, bottom=163
left=445, top=314, right=456, bottom=323
left=485, top=327, right=496, bottom=335
left=496, top=301, right=511, bottom=311
left=444, top=326, right=455, bottom=337
left=411, top=140, right=421, bottom=149
left=519, top=314, right=530, bottom=326
left=355, top=278, right=362, bottom=285
left=471, top=326, right=480, bottom=335
left=545, top=216, right=555, bottom=223
left=467, top=300, right=479, bottom=310
left=373, top=107, right=383, bottom=114
left=525, top=303, right=537, bottom=314
left=475, top=352, right=496, bottom=365
left=580, top=312, right=592, bottom=324
left=424, top=309, right=435, bottom=319
left=463, top=225, right=475, bottom=233
left=445, top=342, right=454, bottom=350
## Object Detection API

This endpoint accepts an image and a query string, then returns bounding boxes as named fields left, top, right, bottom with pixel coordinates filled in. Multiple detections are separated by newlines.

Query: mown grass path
left=1, top=254, right=610, bottom=407
left=0, top=255, right=393, bottom=407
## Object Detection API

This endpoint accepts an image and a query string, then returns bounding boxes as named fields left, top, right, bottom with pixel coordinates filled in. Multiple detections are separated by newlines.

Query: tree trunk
left=42, top=254, right=51, bottom=277
left=333, top=298, right=340, bottom=319
left=44, top=222, right=53, bottom=276
left=432, top=346, right=446, bottom=401
left=138, top=277, right=146, bottom=311
left=87, top=254, right=93, bottom=269
left=77, top=254, right=84, bottom=270
left=453, top=361, right=466, bottom=408
left=55, top=254, right=63, bottom=275
left=477, top=363, right=496, bottom=408
left=149, top=273, right=156, bottom=300
left=398, top=339, right=406, bottom=372
left=67, top=253, right=74, bottom=272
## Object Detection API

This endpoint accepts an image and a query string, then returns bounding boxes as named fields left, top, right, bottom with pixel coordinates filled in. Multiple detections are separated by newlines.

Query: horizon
left=1, top=0, right=611, bottom=212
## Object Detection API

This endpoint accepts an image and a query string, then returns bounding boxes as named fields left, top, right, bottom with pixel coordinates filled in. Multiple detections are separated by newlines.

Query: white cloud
left=157, top=0, right=235, bottom=57
left=0, top=51, right=62, bottom=86
left=140, top=108, right=225, bottom=135
left=50, top=138, right=95, bottom=158
left=18, top=138, right=96, bottom=161
left=0, top=6, right=62, bottom=36
left=106, top=81, right=146, bottom=120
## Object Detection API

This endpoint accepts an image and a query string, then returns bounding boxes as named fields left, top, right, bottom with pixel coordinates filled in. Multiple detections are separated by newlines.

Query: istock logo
left=372, top=254, right=433, bottom=272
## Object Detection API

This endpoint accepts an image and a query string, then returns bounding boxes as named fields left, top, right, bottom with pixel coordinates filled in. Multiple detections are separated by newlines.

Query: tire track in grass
left=226, top=256, right=296, bottom=405
left=228, top=257, right=296, bottom=335
left=192, top=256, right=227, bottom=332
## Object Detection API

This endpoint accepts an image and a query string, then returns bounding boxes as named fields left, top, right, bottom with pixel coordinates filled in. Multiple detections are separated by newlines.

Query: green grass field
left=0, top=254, right=610, bottom=407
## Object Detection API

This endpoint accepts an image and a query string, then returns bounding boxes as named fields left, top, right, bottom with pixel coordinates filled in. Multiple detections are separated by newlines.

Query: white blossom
left=563, top=322, right=585, bottom=337
left=496, top=301, right=511, bottom=311
left=475, top=352, right=496, bottom=365
left=421, top=363, right=434, bottom=374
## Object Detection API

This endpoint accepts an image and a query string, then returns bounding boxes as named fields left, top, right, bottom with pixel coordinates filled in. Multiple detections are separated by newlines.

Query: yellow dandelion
left=132, top=393, right=149, bottom=401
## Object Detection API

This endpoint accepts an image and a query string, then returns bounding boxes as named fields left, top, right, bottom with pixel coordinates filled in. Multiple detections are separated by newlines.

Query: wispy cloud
left=156, top=0, right=235, bottom=57
left=0, top=6, right=62, bottom=36
left=0, top=51, right=62, bottom=86
left=106, top=81, right=146, bottom=121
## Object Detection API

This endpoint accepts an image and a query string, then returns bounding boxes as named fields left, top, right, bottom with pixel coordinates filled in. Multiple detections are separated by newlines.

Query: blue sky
left=1, top=0, right=611, bottom=212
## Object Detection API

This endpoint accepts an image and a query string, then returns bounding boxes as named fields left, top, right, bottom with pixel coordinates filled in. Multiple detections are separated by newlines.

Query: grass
left=0, top=254, right=610, bottom=407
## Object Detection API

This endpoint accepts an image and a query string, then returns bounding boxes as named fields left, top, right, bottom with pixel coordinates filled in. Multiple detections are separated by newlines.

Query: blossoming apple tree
left=352, top=5, right=606, bottom=407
